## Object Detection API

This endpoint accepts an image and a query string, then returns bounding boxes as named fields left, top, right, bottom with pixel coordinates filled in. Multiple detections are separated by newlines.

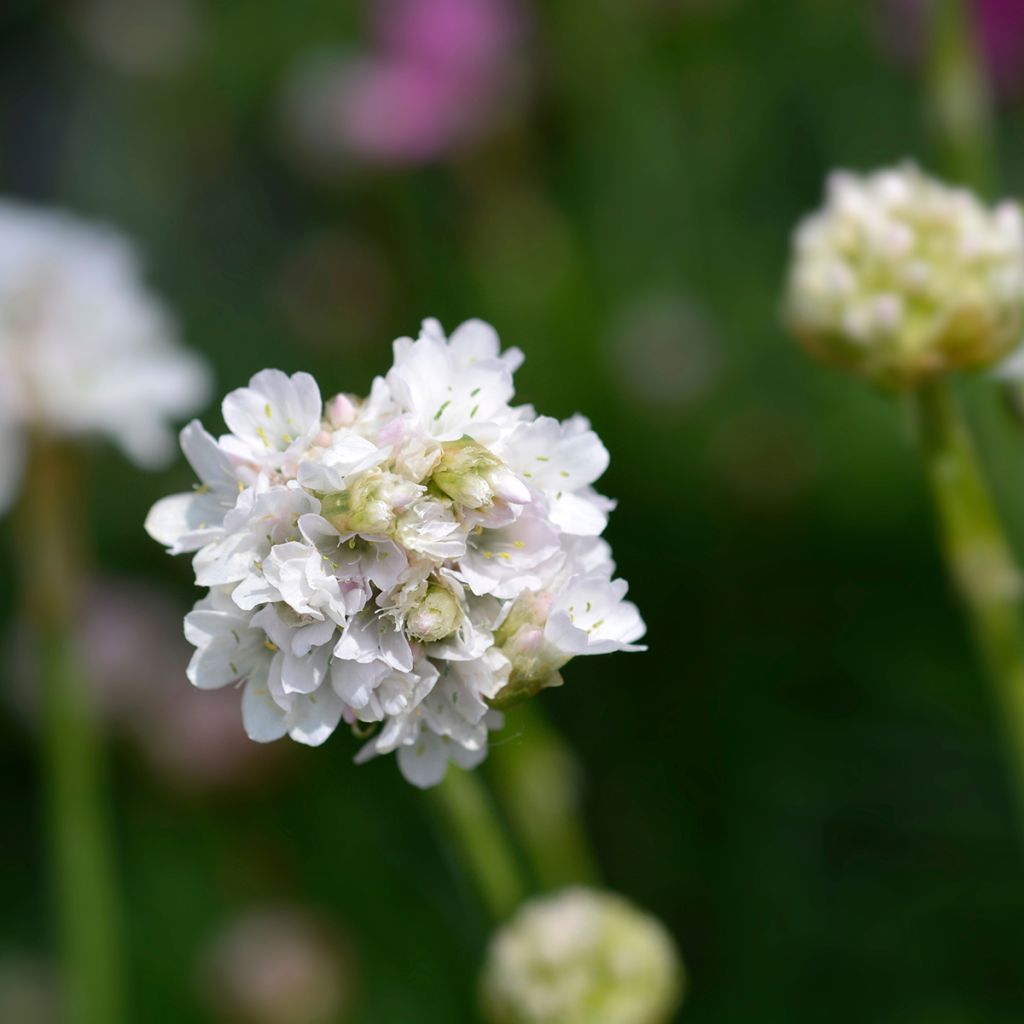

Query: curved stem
left=926, top=0, right=994, bottom=193
left=16, top=440, right=124, bottom=1024
left=913, top=380, right=1024, bottom=809
left=488, top=703, right=601, bottom=889
left=431, top=767, right=529, bottom=923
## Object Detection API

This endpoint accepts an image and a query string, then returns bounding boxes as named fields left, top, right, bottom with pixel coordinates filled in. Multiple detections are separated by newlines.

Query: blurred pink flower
left=338, top=58, right=481, bottom=164
left=9, top=578, right=280, bottom=790
left=280, top=0, right=528, bottom=170
left=198, top=906, right=356, bottom=1024
left=879, top=0, right=1024, bottom=99
left=976, top=0, right=1024, bottom=94
left=374, top=0, right=522, bottom=77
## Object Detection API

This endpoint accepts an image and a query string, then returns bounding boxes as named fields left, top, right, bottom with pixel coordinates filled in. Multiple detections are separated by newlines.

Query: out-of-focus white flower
left=198, top=906, right=355, bottom=1024
left=480, top=887, right=683, bottom=1024
left=147, top=318, right=645, bottom=787
left=784, top=163, right=1024, bottom=388
left=0, top=201, right=210, bottom=512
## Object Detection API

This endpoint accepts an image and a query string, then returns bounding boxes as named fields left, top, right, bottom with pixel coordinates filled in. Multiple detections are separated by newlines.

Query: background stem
left=926, top=0, right=994, bottom=193
left=16, top=440, right=124, bottom=1024
left=488, top=703, right=600, bottom=889
left=431, top=767, right=529, bottom=923
left=912, top=380, right=1024, bottom=809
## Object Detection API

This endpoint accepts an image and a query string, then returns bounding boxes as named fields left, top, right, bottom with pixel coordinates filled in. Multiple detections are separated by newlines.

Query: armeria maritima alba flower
left=784, top=163, right=1024, bottom=388
left=480, top=887, right=683, bottom=1024
left=146, top=318, right=646, bottom=787
left=0, top=200, right=210, bottom=511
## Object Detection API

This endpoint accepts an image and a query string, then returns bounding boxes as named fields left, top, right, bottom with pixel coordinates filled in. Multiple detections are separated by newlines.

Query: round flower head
left=480, top=888, right=683, bottom=1024
left=0, top=200, right=210, bottom=511
left=146, top=318, right=646, bottom=787
left=784, top=163, right=1024, bottom=389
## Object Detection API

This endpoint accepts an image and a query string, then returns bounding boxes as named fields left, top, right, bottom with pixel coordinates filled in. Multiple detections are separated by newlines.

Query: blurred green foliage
left=3, top=0, right=1024, bottom=1020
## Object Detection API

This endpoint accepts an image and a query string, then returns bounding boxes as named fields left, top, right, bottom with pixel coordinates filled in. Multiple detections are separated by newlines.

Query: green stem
left=913, top=380, right=1024, bottom=807
left=926, top=0, right=994, bottom=193
left=488, top=704, right=601, bottom=889
left=16, top=441, right=124, bottom=1024
left=431, top=767, right=529, bottom=922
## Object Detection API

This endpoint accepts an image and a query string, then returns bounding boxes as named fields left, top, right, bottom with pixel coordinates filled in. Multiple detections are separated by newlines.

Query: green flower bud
left=406, top=583, right=462, bottom=643
left=490, top=589, right=566, bottom=710
left=432, top=437, right=531, bottom=510
left=320, top=470, right=420, bottom=536
left=481, top=888, right=684, bottom=1024
left=785, top=164, right=1024, bottom=389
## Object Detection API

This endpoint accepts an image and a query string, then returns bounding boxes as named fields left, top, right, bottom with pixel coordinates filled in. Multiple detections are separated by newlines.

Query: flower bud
left=320, top=469, right=421, bottom=536
left=432, top=437, right=530, bottom=510
left=784, top=163, right=1024, bottom=389
left=325, top=393, right=358, bottom=428
left=406, top=583, right=462, bottom=642
left=490, top=589, right=565, bottom=709
left=480, top=888, right=684, bottom=1024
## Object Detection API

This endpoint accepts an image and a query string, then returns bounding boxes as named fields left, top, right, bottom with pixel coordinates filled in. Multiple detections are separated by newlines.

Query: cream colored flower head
left=480, top=888, right=683, bottom=1024
left=785, top=163, right=1024, bottom=389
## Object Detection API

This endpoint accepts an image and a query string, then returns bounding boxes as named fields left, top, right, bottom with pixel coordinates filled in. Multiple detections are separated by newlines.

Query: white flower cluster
left=0, top=201, right=210, bottom=511
left=146, top=319, right=645, bottom=788
left=785, top=163, right=1024, bottom=388
left=480, top=887, right=683, bottom=1024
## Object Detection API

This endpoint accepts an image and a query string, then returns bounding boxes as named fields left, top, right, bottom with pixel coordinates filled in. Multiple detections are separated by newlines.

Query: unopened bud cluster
left=481, top=888, right=683, bottom=1024
left=785, top=164, right=1024, bottom=388
left=147, top=319, right=645, bottom=787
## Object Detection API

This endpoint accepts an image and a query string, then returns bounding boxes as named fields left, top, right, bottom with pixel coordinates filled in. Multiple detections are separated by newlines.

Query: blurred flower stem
left=431, top=767, right=528, bottom=922
left=926, top=0, right=994, bottom=194
left=488, top=704, right=600, bottom=889
left=913, top=381, right=1024, bottom=806
left=16, top=440, right=124, bottom=1024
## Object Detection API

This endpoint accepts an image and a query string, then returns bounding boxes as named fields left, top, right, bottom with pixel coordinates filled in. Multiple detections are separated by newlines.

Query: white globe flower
left=784, top=163, right=1024, bottom=388
left=146, top=318, right=647, bottom=788
left=0, top=200, right=210, bottom=511
left=480, top=888, right=683, bottom=1024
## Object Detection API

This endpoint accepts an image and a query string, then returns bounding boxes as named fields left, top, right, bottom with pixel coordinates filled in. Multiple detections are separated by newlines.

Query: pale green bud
left=481, top=888, right=684, bottom=1024
left=785, top=164, right=1024, bottom=389
left=320, top=470, right=420, bottom=536
left=432, top=437, right=531, bottom=510
left=406, top=583, right=462, bottom=643
left=490, top=589, right=566, bottom=710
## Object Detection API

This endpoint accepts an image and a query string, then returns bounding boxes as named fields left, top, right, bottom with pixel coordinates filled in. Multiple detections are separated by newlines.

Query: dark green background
left=3, top=0, right=1024, bottom=1020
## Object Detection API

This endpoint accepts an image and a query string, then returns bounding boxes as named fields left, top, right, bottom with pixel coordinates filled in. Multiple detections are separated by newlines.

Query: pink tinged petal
left=241, top=679, right=289, bottom=742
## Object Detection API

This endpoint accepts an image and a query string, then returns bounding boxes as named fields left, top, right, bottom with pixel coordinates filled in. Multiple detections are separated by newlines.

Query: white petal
left=397, top=732, right=453, bottom=789
left=241, top=679, right=289, bottom=742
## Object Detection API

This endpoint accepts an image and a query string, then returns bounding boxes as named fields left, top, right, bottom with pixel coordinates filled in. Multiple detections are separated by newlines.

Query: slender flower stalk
left=912, top=381, right=1024, bottom=804
left=488, top=704, right=600, bottom=889
left=16, top=440, right=124, bottom=1024
left=926, top=0, right=994, bottom=194
left=431, top=767, right=529, bottom=922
